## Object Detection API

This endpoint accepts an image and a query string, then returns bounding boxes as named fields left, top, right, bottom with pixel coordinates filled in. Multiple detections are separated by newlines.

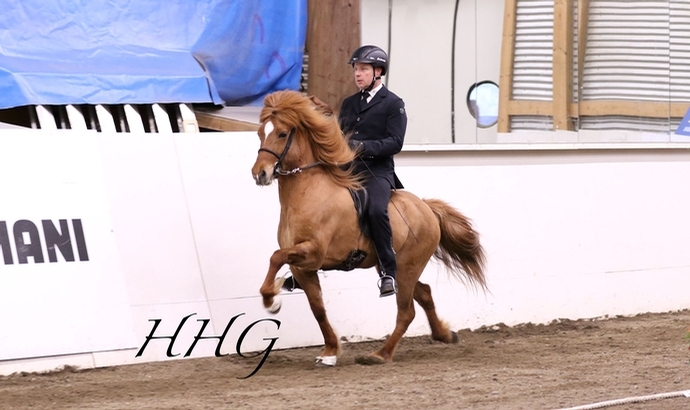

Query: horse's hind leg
left=356, top=275, right=417, bottom=364
left=413, top=281, right=459, bottom=344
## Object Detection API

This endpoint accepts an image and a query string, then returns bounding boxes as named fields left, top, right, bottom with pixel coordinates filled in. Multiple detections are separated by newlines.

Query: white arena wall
left=1, top=129, right=689, bottom=375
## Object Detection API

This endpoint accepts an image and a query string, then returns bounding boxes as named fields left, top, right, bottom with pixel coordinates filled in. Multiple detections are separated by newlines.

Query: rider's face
left=353, top=63, right=375, bottom=90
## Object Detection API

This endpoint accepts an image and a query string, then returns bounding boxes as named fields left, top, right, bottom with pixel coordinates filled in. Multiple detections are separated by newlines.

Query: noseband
left=258, top=128, right=322, bottom=176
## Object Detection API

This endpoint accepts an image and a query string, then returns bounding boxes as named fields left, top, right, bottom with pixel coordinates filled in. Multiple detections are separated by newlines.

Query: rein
left=258, top=128, right=323, bottom=177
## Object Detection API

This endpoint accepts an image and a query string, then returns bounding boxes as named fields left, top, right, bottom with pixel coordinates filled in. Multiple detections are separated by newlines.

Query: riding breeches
left=363, top=175, right=397, bottom=278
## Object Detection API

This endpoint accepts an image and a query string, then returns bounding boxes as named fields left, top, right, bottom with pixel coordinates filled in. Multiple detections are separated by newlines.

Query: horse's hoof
left=450, top=331, right=460, bottom=344
left=266, top=296, right=282, bottom=314
left=315, top=355, right=337, bottom=367
left=432, top=331, right=460, bottom=344
left=354, top=353, right=387, bottom=365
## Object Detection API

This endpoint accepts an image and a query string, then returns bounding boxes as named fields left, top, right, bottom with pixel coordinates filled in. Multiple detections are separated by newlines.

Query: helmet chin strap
left=364, top=75, right=382, bottom=92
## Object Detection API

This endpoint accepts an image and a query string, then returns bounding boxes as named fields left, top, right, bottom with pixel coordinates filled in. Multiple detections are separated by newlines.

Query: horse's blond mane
left=261, top=90, right=362, bottom=190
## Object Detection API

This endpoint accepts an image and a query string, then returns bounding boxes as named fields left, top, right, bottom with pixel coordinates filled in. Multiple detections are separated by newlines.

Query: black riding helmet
left=349, top=45, right=388, bottom=76
left=349, top=45, right=388, bottom=92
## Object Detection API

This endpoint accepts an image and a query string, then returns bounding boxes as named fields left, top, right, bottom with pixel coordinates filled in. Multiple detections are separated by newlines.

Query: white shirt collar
left=363, top=83, right=383, bottom=102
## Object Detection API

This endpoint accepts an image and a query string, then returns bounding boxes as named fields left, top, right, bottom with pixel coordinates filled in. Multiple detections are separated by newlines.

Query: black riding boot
left=378, top=274, right=397, bottom=297
left=364, top=177, right=398, bottom=297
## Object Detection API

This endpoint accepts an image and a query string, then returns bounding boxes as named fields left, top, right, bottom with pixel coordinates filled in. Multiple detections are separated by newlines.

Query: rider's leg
left=364, top=176, right=397, bottom=297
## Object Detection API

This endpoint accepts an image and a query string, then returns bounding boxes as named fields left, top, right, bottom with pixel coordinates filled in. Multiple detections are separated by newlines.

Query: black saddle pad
left=349, top=188, right=371, bottom=238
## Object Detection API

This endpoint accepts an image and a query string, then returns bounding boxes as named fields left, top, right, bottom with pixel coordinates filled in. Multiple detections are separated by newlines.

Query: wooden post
left=553, top=0, right=574, bottom=131
left=498, top=0, right=518, bottom=133
left=576, top=0, right=590, bottom=116
left=306, top=0, right=361, bottom=114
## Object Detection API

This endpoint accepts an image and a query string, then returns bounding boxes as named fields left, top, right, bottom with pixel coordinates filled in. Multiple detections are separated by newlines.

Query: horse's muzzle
left=253, top=168, right=275, bottom=186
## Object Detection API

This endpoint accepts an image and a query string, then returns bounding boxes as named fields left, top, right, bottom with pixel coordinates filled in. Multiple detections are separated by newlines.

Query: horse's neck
left=277, top=172, right=341, bottom=208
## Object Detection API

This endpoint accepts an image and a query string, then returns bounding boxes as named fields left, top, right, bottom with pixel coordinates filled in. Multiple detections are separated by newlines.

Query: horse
left=251, top=90, right=487, bottom=366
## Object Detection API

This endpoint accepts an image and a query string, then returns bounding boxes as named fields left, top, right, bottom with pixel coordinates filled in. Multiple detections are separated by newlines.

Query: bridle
left=257, top=128, right=323, bottom=177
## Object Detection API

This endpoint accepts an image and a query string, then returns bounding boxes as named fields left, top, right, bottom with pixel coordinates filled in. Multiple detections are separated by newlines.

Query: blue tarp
left=0, top=0, right=306, bottom=109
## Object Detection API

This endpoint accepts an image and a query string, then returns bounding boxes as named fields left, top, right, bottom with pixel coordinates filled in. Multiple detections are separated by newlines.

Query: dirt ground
left=2, top=310, right=689, bottom=410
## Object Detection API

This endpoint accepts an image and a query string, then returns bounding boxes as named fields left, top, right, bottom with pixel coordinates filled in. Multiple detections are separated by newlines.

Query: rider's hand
left=348, top=139, right=363, bottom=154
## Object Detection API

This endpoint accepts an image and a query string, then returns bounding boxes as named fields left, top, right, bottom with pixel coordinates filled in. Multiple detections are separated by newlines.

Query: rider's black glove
left=348, top=139, right=363, bottom=155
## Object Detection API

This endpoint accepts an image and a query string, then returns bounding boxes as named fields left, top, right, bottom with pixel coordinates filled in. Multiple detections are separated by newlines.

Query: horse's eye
left=278, top=132, right=288, bottom=139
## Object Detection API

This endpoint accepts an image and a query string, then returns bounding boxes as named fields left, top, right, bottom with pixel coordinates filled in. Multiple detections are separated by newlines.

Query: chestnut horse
left=251, top=90, right=486, bottom=366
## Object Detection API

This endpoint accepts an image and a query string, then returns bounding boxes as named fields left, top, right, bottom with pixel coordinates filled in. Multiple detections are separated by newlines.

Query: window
left=467, top=81, right=499, bottom=128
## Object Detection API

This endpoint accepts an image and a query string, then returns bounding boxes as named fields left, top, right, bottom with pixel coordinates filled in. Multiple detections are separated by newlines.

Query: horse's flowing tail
left=424, top=199, right=487, bottom=291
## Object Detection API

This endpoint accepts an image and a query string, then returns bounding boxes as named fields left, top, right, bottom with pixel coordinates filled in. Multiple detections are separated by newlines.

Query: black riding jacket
left=339, top=85, right=407, bottom=189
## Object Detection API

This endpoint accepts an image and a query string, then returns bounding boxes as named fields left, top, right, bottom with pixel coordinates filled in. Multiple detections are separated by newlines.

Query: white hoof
left=266, top=296, right=282, bottom=314
left=315, top=355, right=337, bottom=367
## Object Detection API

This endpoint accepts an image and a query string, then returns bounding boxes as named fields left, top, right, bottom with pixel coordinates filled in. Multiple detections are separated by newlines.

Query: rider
left=339, top=45, right=407, bottom=297
left=282, top=45, right=407, bottom=298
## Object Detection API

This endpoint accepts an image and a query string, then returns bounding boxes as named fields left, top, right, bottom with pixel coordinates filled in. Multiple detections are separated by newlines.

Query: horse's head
left=251, top=90, right=361, bottom=189
left=251, top=91, right=309, bottom=185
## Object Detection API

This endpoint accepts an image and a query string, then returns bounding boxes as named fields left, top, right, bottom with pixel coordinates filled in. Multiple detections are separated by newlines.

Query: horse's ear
left=308, top=95, right=334, bottom=117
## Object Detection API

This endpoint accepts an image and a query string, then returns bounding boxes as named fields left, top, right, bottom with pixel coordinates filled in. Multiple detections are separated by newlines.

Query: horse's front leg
left=293, top=269, right=341, bottom=366
left=258, top=242, right=340, bottom=366
left=259, top=240, right=324, bottom=310
left=259, top=248, right=291, bottom=313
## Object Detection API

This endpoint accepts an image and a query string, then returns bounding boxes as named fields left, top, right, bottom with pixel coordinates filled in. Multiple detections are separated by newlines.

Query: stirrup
left=281, top=275, right=302, bottom=292
left=378, top=275, right=397, bottom=297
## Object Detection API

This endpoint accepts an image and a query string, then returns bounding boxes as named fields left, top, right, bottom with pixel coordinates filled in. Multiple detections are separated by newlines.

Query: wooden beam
left=498, top=0, right=518, bottom=132
left=670, top=103, right=688, bottom=118
left=577, top=0, right=590, bottom=107
left=508, top=100, right=688, bottom=119
left=506, top=99, right=689, bottom=121
left=306, top=0, right=361, bottom=114
left=195, top=111, right=260, bottom=132
left=553, top=0, right=574, bottom=131
left=508, top=100, right=554, bottom=116
left=578, top=100, right=687, bottom=118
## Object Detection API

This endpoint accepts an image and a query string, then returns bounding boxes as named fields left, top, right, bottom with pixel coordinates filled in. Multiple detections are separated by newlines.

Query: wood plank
left=578, top=100, right=688, bottom=118
left=498, top=0, right=519, bottom=132
left=506, top=100, right=690, bottom=118
left=306, top=0, right=361, bottom=114
left=510, top=100, right=689, bottom=119
left=553, top=0, right=574, bottom=130
left=577, top=0, right=590, bottom=106
left=508, top=100, right=554, bottom=116
left=195, top=109, right=260, bottom=132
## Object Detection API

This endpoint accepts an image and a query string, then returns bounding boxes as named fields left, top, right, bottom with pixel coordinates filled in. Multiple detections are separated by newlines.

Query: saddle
left=325, top=188, right=370, bottom=271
